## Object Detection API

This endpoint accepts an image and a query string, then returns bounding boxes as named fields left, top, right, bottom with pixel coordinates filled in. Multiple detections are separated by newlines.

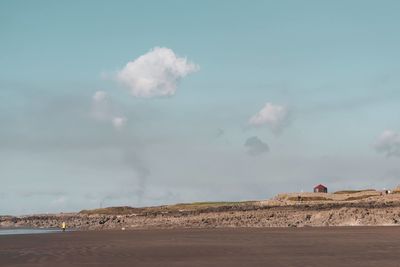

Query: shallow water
left=0, top=228, right=61, bottom=235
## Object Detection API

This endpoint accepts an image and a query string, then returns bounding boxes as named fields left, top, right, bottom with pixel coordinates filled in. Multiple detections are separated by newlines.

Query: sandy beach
left=1, top=227, right=400, bottom=267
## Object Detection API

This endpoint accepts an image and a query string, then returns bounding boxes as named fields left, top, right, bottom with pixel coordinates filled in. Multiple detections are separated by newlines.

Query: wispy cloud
left=244, top=136, right=269, bottom=156
left=93, top=91, right=107, bottom=102
left=374, top=130, right=400, bottom=157
left=19, top=191, right=66, bottom=198
left=112, top=116, right=127, bottom=130
left=91, top=90, right=127, bottom=130
left=215, top=128, right=225, bottom=138
left=249, top=103, right=290, bottom=134
left=116, top=47, right=199, bottom=98
left=91, top=90, right=113, bottom=121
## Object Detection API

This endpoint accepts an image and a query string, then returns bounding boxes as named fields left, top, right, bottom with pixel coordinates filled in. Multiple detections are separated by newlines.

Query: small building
left=314, top=184, right=328, bottom=193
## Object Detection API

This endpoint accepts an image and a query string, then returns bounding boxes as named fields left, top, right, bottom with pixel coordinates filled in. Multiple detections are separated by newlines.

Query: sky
left=1, top=0, right=400, bottom=215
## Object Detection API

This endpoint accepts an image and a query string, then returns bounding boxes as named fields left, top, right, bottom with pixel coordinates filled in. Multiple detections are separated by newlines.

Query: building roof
left=314, top=184, right=327, bottom=190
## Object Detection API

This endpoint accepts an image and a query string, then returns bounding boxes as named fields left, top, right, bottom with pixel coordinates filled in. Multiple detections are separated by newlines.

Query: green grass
left=287, top=196, right=332, bottom=201
left=79, top=206, right=140, bottom=215
left=174, top=201, right=255, bottom=207
left=79, top=201, right=258, bottom=215
left=343, top=194, right=377, bottom=201
left=334, top=189, right=376, bottom=194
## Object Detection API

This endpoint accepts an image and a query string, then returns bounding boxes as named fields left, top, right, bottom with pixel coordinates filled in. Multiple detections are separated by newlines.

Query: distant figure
left=62, top=221, right=66, bottom=232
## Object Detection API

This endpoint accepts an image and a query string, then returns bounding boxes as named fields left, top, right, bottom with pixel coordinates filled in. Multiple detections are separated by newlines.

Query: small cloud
left=93, top=91, right=108, bottom=102
left=215, top=128, right=225, bottom=138
left=91, top=91, right=127, bottom=130
left=116, top=47, right=199, bottom=98
left=112, top=116, right=127, bottom=130
left=91, top=90, right=112, bottom=121
left=249, top=103, right=290, bottom=134
left=244, top=136, right=269, bottom=156
left=374, top=130, right=400, bottom=157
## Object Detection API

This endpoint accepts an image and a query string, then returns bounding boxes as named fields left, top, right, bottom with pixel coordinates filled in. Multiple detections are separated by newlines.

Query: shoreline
left=3, top=192, right=400, bottom=230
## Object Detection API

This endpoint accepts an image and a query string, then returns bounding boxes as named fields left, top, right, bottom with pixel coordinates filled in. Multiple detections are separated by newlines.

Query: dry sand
left=1, top=227, right=400, bottom=267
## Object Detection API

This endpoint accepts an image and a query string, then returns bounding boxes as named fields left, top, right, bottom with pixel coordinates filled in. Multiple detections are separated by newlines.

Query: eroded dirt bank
left=2, top=192, right=400, bottom=230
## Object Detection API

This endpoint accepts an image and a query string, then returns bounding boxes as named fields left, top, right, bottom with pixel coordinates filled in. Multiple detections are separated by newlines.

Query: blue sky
left=1, top=0, right=400, bottom=215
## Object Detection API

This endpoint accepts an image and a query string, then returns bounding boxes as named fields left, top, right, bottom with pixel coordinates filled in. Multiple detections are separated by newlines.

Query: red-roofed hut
left=314, top=184, right=328, bottom=193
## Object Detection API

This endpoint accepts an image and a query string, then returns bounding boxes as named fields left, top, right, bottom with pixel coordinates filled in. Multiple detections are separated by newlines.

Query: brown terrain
left=1, top=227, right=400, bottom=267
left=2, top=189, right=400, bottom=266
left=2, top=188, right=400, bottom=230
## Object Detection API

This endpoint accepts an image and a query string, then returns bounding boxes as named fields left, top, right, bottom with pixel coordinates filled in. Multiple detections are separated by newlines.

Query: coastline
left=2, top=192, right=400, bottom=230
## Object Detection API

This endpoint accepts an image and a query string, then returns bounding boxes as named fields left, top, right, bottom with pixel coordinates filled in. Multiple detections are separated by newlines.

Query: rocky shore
left=2, top=191, right=400, bottom=230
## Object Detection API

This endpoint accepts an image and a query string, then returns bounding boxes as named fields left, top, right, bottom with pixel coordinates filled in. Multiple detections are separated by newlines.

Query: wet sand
left=1, top=227, right=400, bottom=267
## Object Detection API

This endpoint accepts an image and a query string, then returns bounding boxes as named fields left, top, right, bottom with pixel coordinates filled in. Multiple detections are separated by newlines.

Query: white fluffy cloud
left=374, top=130, right=400, bottom=157
left=93, top=91, right=107, bottom=102
left=249, top=103, right=290, bottom=134
left=112, top=116, right=127, bottom=130
left=91, top=91, right=127, bottom=130
left=116, top=47, right=199, bottom=98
